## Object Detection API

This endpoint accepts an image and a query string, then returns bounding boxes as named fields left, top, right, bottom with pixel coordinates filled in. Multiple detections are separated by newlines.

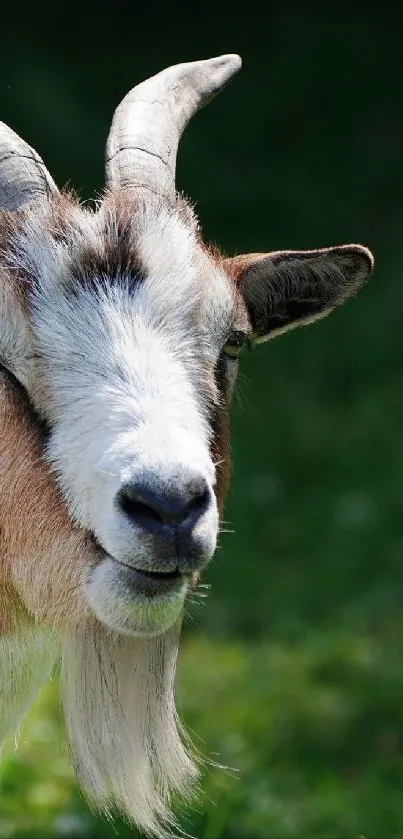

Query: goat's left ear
left=225, top=244, right=374, bottom=342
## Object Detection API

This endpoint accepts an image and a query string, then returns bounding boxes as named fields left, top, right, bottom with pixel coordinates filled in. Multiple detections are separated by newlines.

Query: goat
left=0, top=54, right=374, bottom=836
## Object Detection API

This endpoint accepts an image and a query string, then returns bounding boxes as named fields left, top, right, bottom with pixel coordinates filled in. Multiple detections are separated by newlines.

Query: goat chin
left=60, top=617, right=199, bottom=837
left=85, top=555, right=189, bottom=638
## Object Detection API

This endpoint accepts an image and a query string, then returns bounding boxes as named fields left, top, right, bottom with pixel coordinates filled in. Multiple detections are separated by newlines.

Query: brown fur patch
left=205, top=249, right=251, bottom=513
left=210, top=404, right=231, bottom=516
left=44, top=191, right=82, bottom=244
left=0, top=209, right=22, bottom=247
left=0, top=209, right=28, bottom=299
left=69, top=196, right=145, bottom=289
left=65, top=191, right=196, bottom=292
left=0, top=367, right=98, bottom=631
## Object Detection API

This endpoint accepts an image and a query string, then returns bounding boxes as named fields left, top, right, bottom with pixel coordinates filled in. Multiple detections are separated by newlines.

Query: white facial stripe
left=128, top=202, right=240, bottom=360
left=36, top=282, right=215, bottom=529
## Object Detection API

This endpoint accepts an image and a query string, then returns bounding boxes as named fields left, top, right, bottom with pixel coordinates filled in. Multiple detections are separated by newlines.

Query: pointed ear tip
left=223, top=53, right=242, bottom=70
left=209, top=53, right=242, bottom=82
left=339, top=243, right=375, bottom=276
left=212, top=53, right=242, bottom=67
left=354, top=244, right=375, bottom=275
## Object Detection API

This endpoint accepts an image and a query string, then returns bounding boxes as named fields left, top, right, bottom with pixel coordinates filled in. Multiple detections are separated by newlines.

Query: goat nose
left=116, top=478, right=211, bottom=538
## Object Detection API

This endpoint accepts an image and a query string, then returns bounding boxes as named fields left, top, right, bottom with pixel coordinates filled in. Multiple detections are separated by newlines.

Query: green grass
left=2, top=623, right=403, bottom=837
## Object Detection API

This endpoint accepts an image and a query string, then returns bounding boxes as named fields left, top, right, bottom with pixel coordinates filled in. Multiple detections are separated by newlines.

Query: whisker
left=189, top=593, right=208, bottom=603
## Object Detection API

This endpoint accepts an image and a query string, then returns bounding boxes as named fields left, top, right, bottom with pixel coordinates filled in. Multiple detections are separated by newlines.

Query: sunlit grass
left=0, top=624, right=402, bottom=837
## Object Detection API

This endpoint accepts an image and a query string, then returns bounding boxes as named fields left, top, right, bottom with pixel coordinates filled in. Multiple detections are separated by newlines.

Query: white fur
left=61, top=620, right=198, bottom=837
left=86, top=557, right=189, bottom=636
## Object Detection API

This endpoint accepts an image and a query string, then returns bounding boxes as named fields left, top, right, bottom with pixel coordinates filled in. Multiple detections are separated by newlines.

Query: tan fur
left=0, top=369, right=97, bottom=630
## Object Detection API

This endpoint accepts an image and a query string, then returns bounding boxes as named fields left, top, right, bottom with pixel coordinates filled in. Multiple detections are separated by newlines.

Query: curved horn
left=105, top=53, right=242, bottom=198
left=0, top=123, right=58, bottom=211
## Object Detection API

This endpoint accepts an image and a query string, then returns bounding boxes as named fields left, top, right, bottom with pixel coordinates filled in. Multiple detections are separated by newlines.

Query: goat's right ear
left=225, top=244, right=374, bottom=342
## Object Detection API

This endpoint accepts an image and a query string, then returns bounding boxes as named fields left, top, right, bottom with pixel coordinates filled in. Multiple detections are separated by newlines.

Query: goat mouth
left=88, top=532, right=187, bottom=597
left=131, top=567, right=182, bottom=581
left=116, top=562, right=185, bottom=597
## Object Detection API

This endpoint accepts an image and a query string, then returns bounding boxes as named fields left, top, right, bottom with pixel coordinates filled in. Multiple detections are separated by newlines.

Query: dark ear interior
left=226, top=245, right=374, bottom=341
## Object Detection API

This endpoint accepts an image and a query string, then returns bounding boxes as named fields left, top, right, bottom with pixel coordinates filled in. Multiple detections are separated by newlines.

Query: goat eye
left=222, top=332, right=248, bottom=359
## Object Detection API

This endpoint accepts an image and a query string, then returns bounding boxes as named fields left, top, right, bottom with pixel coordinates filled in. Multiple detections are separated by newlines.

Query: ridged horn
left=0, top=123, right=58, bottom=211
left=105, top=54, right=242, bottom=199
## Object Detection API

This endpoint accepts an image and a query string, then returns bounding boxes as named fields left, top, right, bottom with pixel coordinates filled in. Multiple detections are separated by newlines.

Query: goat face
left=0, top=55, right=374, bottom=642
left=2, top=193, right=238, bottom=636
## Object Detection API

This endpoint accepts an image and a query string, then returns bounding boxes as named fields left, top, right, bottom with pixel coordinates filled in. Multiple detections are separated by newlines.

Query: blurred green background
left=1, top=3, right=403, bottom=836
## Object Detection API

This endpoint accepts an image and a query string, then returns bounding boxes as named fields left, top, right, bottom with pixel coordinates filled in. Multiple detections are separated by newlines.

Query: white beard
left=60, top=619, right=198, bottom=837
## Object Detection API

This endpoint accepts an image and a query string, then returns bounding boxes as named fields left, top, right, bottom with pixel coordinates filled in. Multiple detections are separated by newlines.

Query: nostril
left=116, top=480, right=211, bottom=536
left=119, top=494, right=165, bottom=531
left=182, top=487, right=210, bottom=525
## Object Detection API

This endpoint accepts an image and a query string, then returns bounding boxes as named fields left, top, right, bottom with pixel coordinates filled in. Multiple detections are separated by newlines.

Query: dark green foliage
left=1, top=3, right=403, bottom=836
